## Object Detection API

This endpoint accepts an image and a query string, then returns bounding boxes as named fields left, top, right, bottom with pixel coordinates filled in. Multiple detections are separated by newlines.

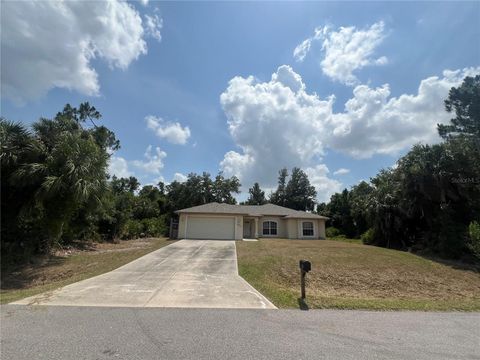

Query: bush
left=121, top=217, right=168, bottom=240
left=360, top=228, right=375, bottom=245
left=468, top=221, right=480, bottom=259
left=142, top=217, right=167, bottom=237
left=326, top=227, right=342, bottom=238
left=122, top=219, right=143, bottom=239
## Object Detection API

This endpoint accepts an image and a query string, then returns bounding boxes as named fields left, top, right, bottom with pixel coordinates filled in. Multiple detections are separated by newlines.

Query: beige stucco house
left=175, top=202, right=328, bottom=240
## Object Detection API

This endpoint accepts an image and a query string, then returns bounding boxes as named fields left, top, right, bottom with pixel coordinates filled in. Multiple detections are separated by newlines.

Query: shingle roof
left=176, top=202, right=328, bottom=220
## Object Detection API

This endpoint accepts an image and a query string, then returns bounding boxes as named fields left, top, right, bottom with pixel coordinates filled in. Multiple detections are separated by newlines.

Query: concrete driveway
left=12, top=240, right=276, bottom=309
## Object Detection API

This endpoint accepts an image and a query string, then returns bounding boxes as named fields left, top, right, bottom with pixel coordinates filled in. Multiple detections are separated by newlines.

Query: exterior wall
left=317, top=219, right=326, bottom=239
left=178, top=213, right=187, bottom=238
left=178, top=213, right=326, bottom=240
left=286, top=219, right=298, bottom=239
left=234, top=216, right=243, bottom=240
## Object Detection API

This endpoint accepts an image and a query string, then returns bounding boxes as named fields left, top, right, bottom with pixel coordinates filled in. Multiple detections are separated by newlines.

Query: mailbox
left=299, top=259, right=311, bottom=272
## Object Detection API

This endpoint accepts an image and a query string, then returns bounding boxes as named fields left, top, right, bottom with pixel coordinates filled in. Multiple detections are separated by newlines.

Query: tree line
left=2, top=76, right=478, bottom=264
left=0, top=104, right=317, bottom=265
left=318, top=75, right=480, bottom=260
left=242, top=167, right=317, bottom=211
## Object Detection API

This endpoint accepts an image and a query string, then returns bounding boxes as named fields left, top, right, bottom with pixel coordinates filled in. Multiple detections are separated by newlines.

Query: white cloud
left=293, top=21, right=387, bottom=85
left=333, top=168, right=350, bottom=176
left=173, top=172, right=188, bottom=182
left=131, top=145, right=167, bottom=174
left=1, top=0, right=162, bottom=103
left=219, top=65, right=479, bottom=198
left=305, top=165, right=343, bottom=203
left=293, top=39, right=312, bottom=63
left=108, top=156, right=132, bottom=178
left=219, top=65, right=337, bottom=200
left=146, top=115, right=191, bottom=145
left=139, top=0, right=149, bottom=6
left=293, top=26, right=329, bottom=62
left=329, top=67, right=480, bottom=158
left=108, top=145, right=166, bottom=181
left=144, top=14, right=162, bottom=41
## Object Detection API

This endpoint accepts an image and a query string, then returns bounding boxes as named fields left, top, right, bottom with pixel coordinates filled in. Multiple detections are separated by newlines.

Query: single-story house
left=175, top=202, right=328, bottom=240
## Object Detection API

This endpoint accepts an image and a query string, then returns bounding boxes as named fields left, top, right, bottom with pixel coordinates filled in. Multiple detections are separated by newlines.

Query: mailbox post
left=299, top=260, right=311, bottom=299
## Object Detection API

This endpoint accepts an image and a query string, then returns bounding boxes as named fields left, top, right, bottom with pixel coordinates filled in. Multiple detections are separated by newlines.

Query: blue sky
left=1, top=1, right=479, bottom=202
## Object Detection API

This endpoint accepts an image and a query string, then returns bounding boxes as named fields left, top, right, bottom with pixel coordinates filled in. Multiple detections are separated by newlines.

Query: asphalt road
left=13, top=240, right=275, bottom=309
left=1, top=305, right=479, bottom=360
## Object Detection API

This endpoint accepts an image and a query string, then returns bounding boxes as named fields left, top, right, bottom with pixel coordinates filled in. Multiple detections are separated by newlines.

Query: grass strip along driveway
left=1, top=237, right=173, bottom=304
left=236, top=239, right=480, bottom=311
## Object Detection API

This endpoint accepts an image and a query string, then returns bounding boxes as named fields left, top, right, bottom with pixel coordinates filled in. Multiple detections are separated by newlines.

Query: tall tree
left=284, top=167, right=317, bottom=211
left=246, top=182, right=267, bottom=205
left=270, top=168, right=288, bottom=206
left=212, top=172, right=240, bottom=204
left=349, top=181, right=374, bottom=237
left=438, top=75, right=480, bottom=139
left=327, top=189, right=356, bottom=237
left=111, top=176, right=140, bottom=194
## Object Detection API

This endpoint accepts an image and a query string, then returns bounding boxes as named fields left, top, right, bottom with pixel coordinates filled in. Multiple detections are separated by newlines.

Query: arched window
left=262, top=221, right=278, bottom=236
left=302, top=222, right=314, bottom=236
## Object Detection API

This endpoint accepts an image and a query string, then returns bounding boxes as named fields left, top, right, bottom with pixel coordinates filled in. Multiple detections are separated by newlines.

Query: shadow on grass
left=415, top=252, right=480, bottom=273
left=298, top=298, right=309, bottom=311
left=1, top=255, right=67, bottom=290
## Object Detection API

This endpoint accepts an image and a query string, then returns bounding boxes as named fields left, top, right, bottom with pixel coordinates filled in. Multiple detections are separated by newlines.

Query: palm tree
left=26, top=132, right=107, bottom=250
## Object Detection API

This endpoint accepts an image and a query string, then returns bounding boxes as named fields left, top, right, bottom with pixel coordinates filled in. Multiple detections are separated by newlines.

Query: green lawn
left=236, top=239, right=480, bottom=311
left=1, top=237, right=173, bottom=304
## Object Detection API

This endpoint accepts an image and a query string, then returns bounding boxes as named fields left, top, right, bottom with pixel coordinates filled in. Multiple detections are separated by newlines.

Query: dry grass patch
left=1, top=237, right=174, bottom=304
left=236, top=239, right=480, bottom=311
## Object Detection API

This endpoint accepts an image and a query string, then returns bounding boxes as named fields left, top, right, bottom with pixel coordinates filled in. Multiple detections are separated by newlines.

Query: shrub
left=360, top=228, right=375, bottom=245
left=326, top=227, right=342, bottom=238
left=468, top=221, right=480, bottom=259
left=122, top=219, right=143, bottom=239
left=142, top=217, right=167, bottom=237
left=121, top=217, right=168, bottom=240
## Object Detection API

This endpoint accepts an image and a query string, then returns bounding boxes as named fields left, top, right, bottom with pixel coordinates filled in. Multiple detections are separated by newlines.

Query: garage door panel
left=186, top=217, right=235, bottom=240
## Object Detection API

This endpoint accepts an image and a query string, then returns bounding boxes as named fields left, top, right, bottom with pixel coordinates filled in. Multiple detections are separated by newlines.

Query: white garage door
left=186, top=217, right=235, bottom=240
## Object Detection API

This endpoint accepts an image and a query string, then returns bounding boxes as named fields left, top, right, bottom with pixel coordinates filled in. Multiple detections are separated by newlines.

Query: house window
left=263, top=221, right=277, bottom=236
left=302, top=222, right=314, bottom=236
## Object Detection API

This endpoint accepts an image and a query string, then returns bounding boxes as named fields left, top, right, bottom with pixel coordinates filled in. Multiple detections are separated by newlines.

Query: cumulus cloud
left=219, top=65, right=337, bottom=199
left=333, top=168, right=350, bottom=176
left=108, top=145, right=167, bottom=181
left=108, top=156, right=132, bottom=178
left=173, top=172, right=188, bottom=182
left=146, top=115, right=191, bottom=145
left=1, top=0, right=162, bottom=103
left=305, top=165, right=343, bottom=203
left=329, top=67, right=480, bottom=158
left=131, top=145, right=167, bottom=174
left=219, top=65, right=479, bottom=198
left=293, top=21, right=387, bottom=85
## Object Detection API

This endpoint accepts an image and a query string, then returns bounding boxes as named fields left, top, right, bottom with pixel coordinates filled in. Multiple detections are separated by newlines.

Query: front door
left=243, top=220, right=251, bottom=238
